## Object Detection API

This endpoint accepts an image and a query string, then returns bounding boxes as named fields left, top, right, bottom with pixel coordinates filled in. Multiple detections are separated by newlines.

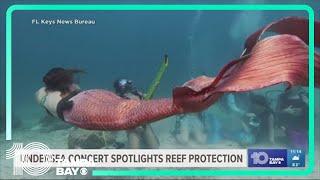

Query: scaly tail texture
left=64, top=17, right=320, bottom=130
left=64, top=90, right=179, bottom=130
left=173, top=17, right=320, bottom=112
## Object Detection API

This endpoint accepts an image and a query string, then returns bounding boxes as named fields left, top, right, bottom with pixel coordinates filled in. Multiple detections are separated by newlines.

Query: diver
left=275, top=86, right=308, bottom=149
left=171, top=112, right=207, bottom=146
left=113, top=79, right=144, bottom=99
left=245, top=93, right=276, bottom=145
left=113, top=78, right=160, bottom=149
left=219, top=92, right=275, bottom=146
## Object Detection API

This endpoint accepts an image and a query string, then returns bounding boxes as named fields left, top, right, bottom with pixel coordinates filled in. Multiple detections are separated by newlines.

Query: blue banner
left=248, top=149, right=287, bottom=167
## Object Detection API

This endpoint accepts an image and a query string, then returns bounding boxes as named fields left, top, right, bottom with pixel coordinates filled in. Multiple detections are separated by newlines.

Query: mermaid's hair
left=43, top=67, right=85, bottom=94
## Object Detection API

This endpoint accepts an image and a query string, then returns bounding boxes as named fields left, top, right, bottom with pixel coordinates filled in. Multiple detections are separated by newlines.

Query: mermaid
left=36, top=17, right=320, bottom=131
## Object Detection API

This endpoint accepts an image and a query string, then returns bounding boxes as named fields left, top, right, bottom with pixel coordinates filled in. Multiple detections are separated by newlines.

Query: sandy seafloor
left=0, top=104, right=319, bottom=180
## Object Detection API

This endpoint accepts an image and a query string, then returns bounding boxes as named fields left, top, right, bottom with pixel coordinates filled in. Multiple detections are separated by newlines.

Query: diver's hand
left=137, top=92, right=144, bottom=100
left=300, top=93, right=308, bottom=104
left=283, top=105, right=302, bottom=116
left=131, top=90, right=144, bottom=100
left=245, top=113, right=256, bottom=120
left=124, top=93, right=140, bottom=100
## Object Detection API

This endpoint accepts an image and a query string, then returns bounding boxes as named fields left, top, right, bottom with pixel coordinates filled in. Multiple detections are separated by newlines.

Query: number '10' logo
left=250, top=152, right=269, bottom=165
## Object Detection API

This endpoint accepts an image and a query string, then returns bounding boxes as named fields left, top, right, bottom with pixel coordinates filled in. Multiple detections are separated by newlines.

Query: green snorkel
left=144, top=54, right=169, bottom=100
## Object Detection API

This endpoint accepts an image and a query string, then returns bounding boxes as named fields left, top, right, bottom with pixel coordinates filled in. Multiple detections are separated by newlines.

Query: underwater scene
left=0, top=5, right=319, bottom=179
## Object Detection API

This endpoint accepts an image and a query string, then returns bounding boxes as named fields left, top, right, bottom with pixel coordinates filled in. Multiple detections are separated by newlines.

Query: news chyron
left=6, top=142, right=306, bottom=177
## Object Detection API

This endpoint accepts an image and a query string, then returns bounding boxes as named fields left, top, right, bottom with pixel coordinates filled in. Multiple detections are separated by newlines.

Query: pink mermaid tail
left=63, top=17, right=320, bottom=130
left=64, top=90, right=180, bottom=130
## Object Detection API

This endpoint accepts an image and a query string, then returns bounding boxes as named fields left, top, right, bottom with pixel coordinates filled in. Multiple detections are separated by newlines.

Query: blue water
left=0, top=0, right=318, bottom=145
left=0, top=1, right=320, bottom=179
left=10, top=10, right=308, bottom=126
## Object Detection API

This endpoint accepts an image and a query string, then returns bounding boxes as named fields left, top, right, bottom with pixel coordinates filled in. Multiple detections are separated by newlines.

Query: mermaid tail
left=64, top=17, right=320, bottom=130
left=63, top=90, right=180, bottom=130
left=174, top=17, right=320, bottom=112
left=244, top=16, right=320, bottom=53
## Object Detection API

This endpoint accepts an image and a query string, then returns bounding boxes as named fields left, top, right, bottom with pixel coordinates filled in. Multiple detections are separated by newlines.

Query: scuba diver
left=113, top=79, right=144, bottom=99
left=113, top=78, right=160, bottom=149
left=219, top=92, right=275, bottom=146
left=275, top=86, right=308, bottom=149
left=245, top=93, right=276, bottom=145
left=171, top=112, right=207, bottom=146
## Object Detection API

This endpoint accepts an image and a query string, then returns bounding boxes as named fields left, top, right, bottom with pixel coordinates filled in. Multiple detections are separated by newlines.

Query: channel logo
left=248, top=149, right=287, bottom=167
left=56, top=167, right=88, bottom=176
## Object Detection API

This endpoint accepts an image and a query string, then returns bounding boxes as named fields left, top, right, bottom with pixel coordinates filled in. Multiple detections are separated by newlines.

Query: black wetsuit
left=276, top=93, right=308, bottom=131
left=247, top=96, right=273, bottom=142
